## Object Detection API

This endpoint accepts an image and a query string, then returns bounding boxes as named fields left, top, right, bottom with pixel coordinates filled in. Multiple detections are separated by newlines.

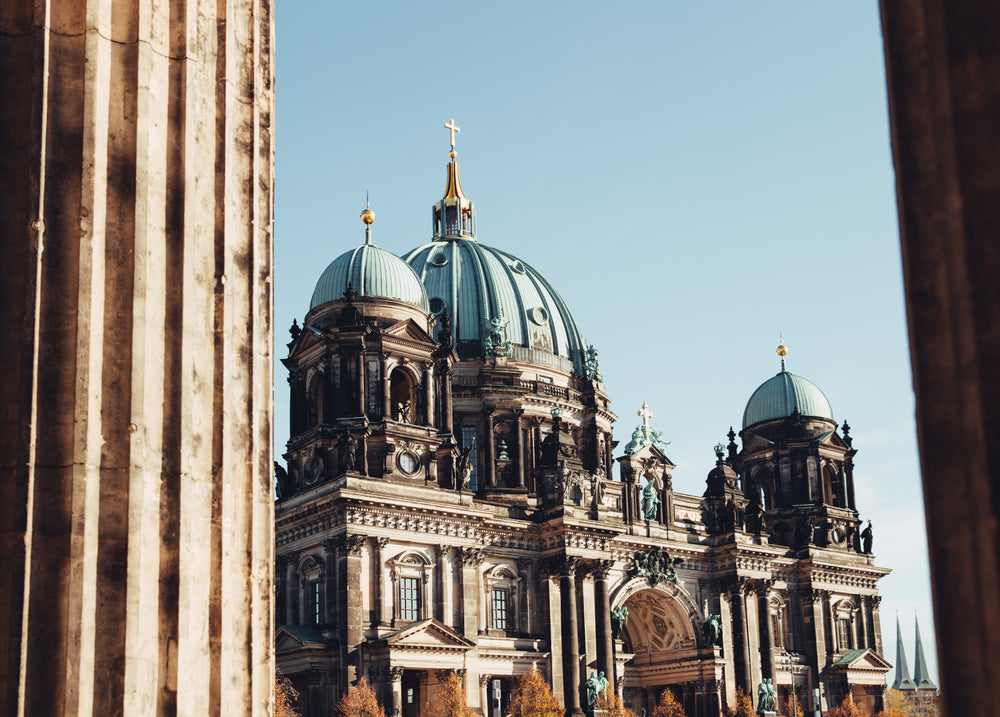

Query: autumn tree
left=595, top=691, right=640, bottom=717
left=876, top=689, right=914, bottom=717
left=426, top=672, right=475, bottom=717
left=275, top=672, right=300, bottom=717
left=651, top=688, right=687, bottom=717
left=727, top=687, right=754, bottom=717
left=334, top=677, right=386, bottom=717
left=507, top=669, right=563, bottom=717
left=827, top=695, right=867, bottom=717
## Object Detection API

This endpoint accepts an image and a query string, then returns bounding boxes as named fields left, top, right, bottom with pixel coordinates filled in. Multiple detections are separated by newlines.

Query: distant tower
left=892, top=614, right=917, bottom=691
left=912, top=614, right=938, bottom=691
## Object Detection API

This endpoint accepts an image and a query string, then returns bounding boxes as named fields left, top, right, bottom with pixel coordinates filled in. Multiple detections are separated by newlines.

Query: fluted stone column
left=593, top=560, right=615, bottom=687
left=0, top=0, right=274, bottom=714
left=559, top=557, right=584, bottom=716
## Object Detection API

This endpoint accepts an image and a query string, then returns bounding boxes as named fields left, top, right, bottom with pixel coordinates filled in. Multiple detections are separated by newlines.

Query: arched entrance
left=614, top=581, right=724, bottom=717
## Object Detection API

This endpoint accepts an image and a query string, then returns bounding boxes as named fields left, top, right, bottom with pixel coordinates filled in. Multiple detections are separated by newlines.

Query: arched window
left=485, top=565, right=521, bottom=635
left=390, top=368, right=415, bottom=423
left=769, top=596, right=788, bottom=649
left=834, top=599, right=857, bottom=652
left=389, top=551, right=433, bottom=625
left=297, top=555, right=325, bottom=626
left=307, top=370, right=325, bottom=426
left=754, top=467, right=775, bottom=510
left=825, top=463, right=846, bottom=507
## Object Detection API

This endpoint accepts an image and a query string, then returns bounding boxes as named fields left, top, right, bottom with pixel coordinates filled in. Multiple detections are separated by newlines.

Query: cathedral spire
left=433, top=118, right=477, bottom=241
left=893, top=613, right=917, bottom=691
left=912, top=613, right=938, bottom=690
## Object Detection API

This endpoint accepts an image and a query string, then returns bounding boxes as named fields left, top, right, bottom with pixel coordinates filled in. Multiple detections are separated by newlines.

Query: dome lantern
left=433, top=119, right=477, bottom=241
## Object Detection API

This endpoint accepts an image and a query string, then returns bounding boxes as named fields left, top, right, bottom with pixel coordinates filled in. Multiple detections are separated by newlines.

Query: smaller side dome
left=742, top=370, right=834, bottom=430
left=310, top=243, right=429, bottom=311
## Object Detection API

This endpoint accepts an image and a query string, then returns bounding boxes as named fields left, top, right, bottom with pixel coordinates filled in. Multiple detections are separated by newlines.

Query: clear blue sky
left=274, top=1, right=934, bottom=687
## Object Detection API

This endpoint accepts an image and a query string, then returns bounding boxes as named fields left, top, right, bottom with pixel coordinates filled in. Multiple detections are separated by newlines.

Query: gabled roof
left=276, top=624, right=330, bottom=654
left=383, top=318, right=437, bottom=345
left=380, top=618, right=476, bottom=653
left=832, top=648, right=892, bottom=673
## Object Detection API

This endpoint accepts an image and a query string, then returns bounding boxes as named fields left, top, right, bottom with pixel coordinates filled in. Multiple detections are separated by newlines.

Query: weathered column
left=860, top=596, right=872, bottom=649
left=357, top=351, right=367, bottom=416
left=390, top=667, right=404, bottom=716
left=439, top=365, right=454, bottom=434
left=423, top=361, right=435, bottom=427
left=514, top=409, right=526, bottom=488
left=383, top=354, right=392, bottom=419
left=593, top=560, right=615, bottom=687
left=283, top=552, right=300, bottom=625
left=756, top=582, right=774, bottom=680
left=484, top=407, right=496, bottom=489
left=719, top=588, right=738, bottom=708
left=375, top=537, right=390, bottom=626
left=343, top=535, right=367, bottom=689
left=324, top=541, right=339, bottom=627
left=0, top=0, right=275, bottom=713
left=460, top=547, right=483, bottom=637
left=732, top=582, right=753, bottom=695
left=560, top=557, right=585, bottom=716
left=870, top=595, right=884, bottom=654
left=479, top=674, right=491, bottom=717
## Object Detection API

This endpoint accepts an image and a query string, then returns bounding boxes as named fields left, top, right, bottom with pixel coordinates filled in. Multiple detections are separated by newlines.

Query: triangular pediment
left=275, top=624, right=329, bottom=653
left=622, top=442, right=676, bottom=468
left=385, top=618, right=476, bottom=650
left=833, top=648, right=892, bottom=672
left=742, top=433, right=776, bottom=452
left=384, top=319, right=437, bottom=346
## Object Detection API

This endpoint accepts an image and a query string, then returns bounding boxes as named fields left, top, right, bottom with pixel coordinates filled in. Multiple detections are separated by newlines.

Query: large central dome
left=404, top=239, right=586, bottom=371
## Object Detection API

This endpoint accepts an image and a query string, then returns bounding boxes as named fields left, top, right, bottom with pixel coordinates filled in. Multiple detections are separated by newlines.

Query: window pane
left=492, top=588, right=508, bottom=631
left=312, top=581, right=321, bottom=625
left=400, top=577, right=420, bottom=621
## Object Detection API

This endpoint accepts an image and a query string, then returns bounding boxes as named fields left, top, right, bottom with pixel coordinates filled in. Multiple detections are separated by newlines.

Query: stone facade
left=274, top=149, right=890, bottom=717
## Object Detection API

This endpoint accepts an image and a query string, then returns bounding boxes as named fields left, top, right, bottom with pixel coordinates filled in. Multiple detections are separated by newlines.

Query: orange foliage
left=876, top=689, right=914, bottom=717
left=595, top=691, right=640, bottom=717
left=275, top=672, right=300, bottom=717
left=427, top=672, right=475, bottom=717
left=507, top=669, right=564, bottom=717
left=652, top=688, right=687, bottom=717
left=334, top=677, right=386, bottom=717
left=726, top=687, right=754, bottom=717
left=828, top=695, right=868, bottom=717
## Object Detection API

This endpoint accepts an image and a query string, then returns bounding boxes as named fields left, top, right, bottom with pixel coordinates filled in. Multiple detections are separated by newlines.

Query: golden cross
left=638, top=401, right=654, bottom=430
left=444, top=118, right=461, bottom=150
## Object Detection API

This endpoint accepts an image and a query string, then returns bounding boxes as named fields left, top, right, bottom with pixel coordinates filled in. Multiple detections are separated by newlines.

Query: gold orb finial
left=449, top=149, right=457, bottom=159
left=360, top=203, right=375, bottom=225
left=777, top=341, right=787, bottom=357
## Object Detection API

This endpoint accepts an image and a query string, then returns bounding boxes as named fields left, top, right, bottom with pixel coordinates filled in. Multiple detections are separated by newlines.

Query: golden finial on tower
left=777, top=338, right=788, bottom=371
left=360, top=196, right=375, bottom=244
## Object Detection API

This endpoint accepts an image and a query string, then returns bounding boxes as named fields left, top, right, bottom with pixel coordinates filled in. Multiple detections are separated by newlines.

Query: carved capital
left=590, top=559, right=614, bottom=580
left=321, top=538, right=340, bottom=555
left=754, top=579, right=773, bottom=596
left=460, top=546, right=485, bottom=567
left=345, top=534, right=367, bottom=556
left=375, top=536, right=390, bottom=550
left=389, top=666, right=405, bottom=681
left=812, top=588, right=831, bottom=602
left=871, top=595, right=883, bottom=608
left=479, top=674, right=492, bottom=688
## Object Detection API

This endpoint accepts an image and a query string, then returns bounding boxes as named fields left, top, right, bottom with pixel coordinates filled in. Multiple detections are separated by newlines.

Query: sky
left=274, top=1, right=936, bottom=688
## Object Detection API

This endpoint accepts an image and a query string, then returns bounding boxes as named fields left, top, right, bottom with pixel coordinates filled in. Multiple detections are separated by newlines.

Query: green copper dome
left=742, top=369, right=834, bottom=430
left=404, top=239, right=587, bottom=373
left=310, top=243, right=429, bottom=311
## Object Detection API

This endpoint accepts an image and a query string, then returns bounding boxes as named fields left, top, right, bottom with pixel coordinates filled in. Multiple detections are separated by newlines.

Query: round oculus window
left=529, top=306, right=549, bottom=325
left=429, top=297, right=446, bottom=315
left=511, top=260, right=527, bottom=274
left=430, top=252, right=448, bottom=267
left=398, top=452, right=419, bottom=475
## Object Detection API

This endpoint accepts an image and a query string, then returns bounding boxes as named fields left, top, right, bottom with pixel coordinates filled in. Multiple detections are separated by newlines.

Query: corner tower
left=734, top=343, right=862, bottom=552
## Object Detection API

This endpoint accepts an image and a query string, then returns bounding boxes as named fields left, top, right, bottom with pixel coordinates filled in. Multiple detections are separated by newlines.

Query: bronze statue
left=861, top=520, right=873, bottom=554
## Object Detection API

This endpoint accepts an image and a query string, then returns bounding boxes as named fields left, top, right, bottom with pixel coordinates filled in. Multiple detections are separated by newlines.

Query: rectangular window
left=400, top=576, right=420, bottom=621
left=492, top=588, right=509, bottom=631
left=837, top=618, right=852, bottom=650
left=461, top=425, right=479, bottom=491
left=312, top=581, right=321, bottom=625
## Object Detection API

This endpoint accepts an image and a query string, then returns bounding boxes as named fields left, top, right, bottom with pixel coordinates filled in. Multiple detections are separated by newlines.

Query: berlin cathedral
left=273, top=123, right=891, bottom=717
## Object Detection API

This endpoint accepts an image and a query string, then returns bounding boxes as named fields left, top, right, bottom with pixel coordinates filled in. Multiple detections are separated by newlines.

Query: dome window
left=430, top=252, right=448, bottom=267
left=429, top=297, right=446, bottom=315
left=529, top=307, right=549, bottom=325
left=511, top=260, right=527, bottom=274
